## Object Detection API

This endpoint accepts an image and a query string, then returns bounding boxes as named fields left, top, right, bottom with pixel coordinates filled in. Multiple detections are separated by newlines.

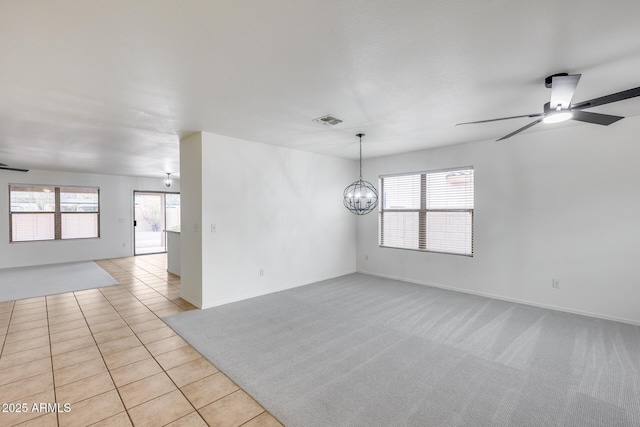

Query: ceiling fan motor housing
left=545, top=73, right=569, bottom=89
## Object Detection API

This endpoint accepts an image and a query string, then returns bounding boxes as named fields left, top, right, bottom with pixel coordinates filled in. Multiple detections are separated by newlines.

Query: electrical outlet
left=552, top=279, right=560, bottom=289
left=259, top=269, right=264, bottom=277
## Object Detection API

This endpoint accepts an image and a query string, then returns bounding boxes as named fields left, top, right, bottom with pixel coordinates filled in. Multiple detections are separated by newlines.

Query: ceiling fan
left=0, top=162, right=29, bottom=172
left=456, top=73, right=640, bottom=141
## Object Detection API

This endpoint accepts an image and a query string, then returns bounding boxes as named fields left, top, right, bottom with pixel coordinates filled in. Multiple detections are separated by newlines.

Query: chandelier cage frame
left=343, top=133, right=379, bottom=215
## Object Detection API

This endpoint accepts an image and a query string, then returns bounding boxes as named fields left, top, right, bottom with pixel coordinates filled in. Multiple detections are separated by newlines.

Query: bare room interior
left=1, top=1, right=639, bottom=426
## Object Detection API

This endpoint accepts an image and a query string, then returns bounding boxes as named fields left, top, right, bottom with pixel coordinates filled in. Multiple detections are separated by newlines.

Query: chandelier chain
left=359, top=134, right=362, bottom=179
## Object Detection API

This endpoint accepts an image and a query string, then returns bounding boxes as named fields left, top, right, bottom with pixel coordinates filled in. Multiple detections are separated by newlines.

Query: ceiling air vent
left=313, top=114, right=343, bottom=126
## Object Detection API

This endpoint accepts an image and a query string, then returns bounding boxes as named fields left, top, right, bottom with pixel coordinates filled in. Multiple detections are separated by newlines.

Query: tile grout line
left=94, top=260, right=138, bottom=426
left=63, top=260, right=152, bottom=424
left=105, top=261, right=203, bottom=423
left=96, top=260, right=200, bottom=425
left=0, top=301, right=15, bottom=356
left=45, top=294, right=60, bottom=427
left=236, top=406, right=267, bottom=427
left=72, top=287, right=132, bottom=427
left=4, top=298, right=53, bottom=427
left=100, top=259, right=217, bottom=425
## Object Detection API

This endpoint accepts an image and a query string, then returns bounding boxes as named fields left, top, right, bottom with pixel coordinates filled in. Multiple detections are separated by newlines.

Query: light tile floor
left=0, top=254, right=283, bottom=427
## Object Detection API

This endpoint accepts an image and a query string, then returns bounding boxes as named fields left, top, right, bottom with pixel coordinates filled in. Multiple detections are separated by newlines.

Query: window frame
left=378, top=166, right=474, bottom=257
left=9, top=184, right=101, bottom=243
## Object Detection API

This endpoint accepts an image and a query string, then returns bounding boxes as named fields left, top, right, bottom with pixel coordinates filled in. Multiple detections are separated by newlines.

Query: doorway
left=134, top=191, right=180, bottom=255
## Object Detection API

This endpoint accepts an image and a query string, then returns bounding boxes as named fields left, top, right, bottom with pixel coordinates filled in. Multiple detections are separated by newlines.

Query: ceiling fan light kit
left=542, top=104, right=573, bottom=124
left=543, top=112, right=573, bottom=124
left=457, top=73, right=640, bottom=140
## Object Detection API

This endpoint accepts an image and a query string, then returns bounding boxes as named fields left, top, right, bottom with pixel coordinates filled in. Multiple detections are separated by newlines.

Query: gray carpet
left=0, top=261, right=119, bottom=302
left=164, top=273, right=640, bottom=427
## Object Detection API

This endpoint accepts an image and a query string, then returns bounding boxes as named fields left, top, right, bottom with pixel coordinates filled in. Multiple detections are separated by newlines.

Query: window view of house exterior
left=379, top=167, right=474, bottom=255
left=166, top=193, right=181, bottom=232
left=9, top=184, right=100, bottom=242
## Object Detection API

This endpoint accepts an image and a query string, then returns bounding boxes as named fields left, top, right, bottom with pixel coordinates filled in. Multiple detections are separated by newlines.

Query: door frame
left=133, top=190, right=180, bottom=256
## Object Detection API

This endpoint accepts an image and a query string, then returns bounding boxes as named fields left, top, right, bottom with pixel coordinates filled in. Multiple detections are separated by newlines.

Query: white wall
left=181, top=132, right=357, bottom=309
left=358, top=117, right=640, bottom=325
left=0, top=169, right=179, bottom=269
left=179, top=133, right=203, bottom=307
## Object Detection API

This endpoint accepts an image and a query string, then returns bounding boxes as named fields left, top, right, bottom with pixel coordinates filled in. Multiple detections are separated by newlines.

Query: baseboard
left=358, top=270, right=640, bottom=326
left=178, top=293, right=202, bottom=309
left=201, top=270, right=357, bottom=309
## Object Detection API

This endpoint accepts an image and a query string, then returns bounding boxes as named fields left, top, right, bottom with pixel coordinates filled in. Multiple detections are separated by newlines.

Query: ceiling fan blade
left=496, top=118, right=544, bottom=141
left=0, top=166, right=29, bottom=172
left=571, top=110, right=623, bottom=126
left=571, top=86, right=640, bottom=110
left=456, top=113, right=543, bottom=126
left=550, top=74, right=581, bottom=109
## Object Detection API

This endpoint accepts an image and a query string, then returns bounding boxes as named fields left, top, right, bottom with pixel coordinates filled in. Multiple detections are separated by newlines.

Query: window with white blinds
left=9, top=185, right=100, bottom=242
left=379, top=167, right=474, bottom=256
left=60, top=186, right=100, bottom=239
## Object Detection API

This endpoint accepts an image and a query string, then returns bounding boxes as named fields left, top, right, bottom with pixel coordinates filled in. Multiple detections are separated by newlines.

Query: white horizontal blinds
left=380, top=212, right=420, bottom=249
left=379, top=167, right=474, bottom=255
left=426, top=170, right=474, bottom=210
left=425, top=169, right=474, bottom=255
left=61, top=213, right=99, bottom=239
left=60, top=186, right=99, bottom=239
left=12, top=213, right=55, bottom=241
left=9, top=185, right=56, bottom=242
left=380, top=173, right=422, bottom=249
left=382, top=174, right=421, bottom=209
left=425, top=211, right=473, bottom=255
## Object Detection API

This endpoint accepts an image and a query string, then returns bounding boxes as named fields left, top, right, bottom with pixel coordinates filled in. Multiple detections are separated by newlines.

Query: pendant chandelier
left=343, top=133, right=378, bottom=215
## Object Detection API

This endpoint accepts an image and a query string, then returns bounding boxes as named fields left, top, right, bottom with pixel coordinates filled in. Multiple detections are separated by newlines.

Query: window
left=379, top=167, right=474, bottom=256
left=9, top=185, right=100, bottom=242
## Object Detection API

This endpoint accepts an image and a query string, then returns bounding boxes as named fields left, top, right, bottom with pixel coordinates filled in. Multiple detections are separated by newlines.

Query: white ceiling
left=2, top=0, right=640, bottom=178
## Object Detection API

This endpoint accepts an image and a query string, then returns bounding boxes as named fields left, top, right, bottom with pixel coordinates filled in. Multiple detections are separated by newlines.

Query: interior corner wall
left=357, top=116, right=640, bottom=325
left=179, top=133, right=203, bottom=307
left=0, top=169, right=179, bottom=269
left=197, top=132, right=356, bottom=308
